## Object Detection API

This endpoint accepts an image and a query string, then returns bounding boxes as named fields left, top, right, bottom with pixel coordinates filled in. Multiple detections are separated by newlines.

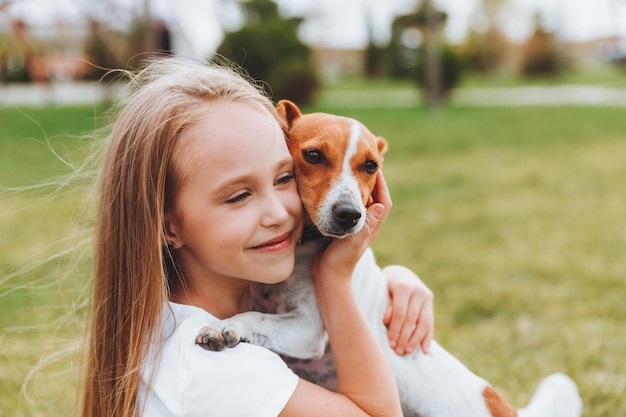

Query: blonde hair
left=81, top=57, right=279, bottom=417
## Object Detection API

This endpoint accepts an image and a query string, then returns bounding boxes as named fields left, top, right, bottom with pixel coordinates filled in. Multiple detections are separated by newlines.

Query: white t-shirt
left=140, top=302, right=299, bottom=417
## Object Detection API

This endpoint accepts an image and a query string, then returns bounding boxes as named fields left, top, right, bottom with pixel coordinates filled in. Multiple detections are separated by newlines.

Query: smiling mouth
left=251, top=232, right=293, bottom=252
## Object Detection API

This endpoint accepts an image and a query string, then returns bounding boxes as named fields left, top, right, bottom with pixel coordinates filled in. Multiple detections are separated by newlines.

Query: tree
left=82, top=0, right=172, bottom=81
left=461, top=26, right=507, bottom=73
left=520, top=13, right=563, bottom=77
left=461, top=0, right=508, bottom=73
left=390, top=1, right=462, bottom=108
left=217, top=0, right=319, bottom=105
left=423, top=0, right=443, bottom=108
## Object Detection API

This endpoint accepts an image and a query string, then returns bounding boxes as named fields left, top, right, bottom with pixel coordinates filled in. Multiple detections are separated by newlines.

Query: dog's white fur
left=196, top=101, right=582, bottom=417
left=317, top=121, right=368, bottom=234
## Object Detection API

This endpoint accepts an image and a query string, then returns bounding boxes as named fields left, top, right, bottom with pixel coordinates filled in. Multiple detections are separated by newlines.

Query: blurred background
left=1, top=1, right=625, bottom=417
left=1, top=0, right=626, bottom=105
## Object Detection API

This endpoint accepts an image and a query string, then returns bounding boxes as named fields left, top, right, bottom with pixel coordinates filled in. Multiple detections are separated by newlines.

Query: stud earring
left=167, top=241, right=176, bottom=250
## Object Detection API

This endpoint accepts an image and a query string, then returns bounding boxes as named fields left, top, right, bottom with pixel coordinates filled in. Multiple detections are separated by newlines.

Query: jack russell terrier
left=195, top=100, right=583, bottom=417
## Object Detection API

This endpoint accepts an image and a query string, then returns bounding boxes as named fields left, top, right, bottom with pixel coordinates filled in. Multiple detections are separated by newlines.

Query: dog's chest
left=249, top=265, right=315, bottom=314
left=282, top=347, right=338, bottom=391
left=250, top=281, right=291, bottom=313
left=250, top=238, right=324, bottom=313
left=250, top=238, right=338, bottom=389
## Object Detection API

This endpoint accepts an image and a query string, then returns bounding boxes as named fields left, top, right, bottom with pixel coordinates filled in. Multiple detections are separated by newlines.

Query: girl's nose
left=260, top=191, right=290, bottom=227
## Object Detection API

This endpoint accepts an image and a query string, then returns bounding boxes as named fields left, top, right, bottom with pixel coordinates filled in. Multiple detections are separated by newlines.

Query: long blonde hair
left=81, top=57, right=280, bottom=417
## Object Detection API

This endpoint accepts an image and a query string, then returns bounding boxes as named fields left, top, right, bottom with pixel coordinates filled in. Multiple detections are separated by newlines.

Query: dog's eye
left=363, top=160, right=378, bottom=174
left=302, top=150, right=325, bottom=165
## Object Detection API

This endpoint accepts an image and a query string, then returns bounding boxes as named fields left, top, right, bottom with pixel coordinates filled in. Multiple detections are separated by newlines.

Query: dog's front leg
left=195, top=299, right=328, bottom=359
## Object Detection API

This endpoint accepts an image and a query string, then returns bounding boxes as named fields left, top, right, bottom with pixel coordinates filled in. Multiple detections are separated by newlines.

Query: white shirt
left=140, top=302, right=299, bottom=417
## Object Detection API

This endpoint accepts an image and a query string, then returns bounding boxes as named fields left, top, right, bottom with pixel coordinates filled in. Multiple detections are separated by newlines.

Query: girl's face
left=166, top=101, right=303, bottom=290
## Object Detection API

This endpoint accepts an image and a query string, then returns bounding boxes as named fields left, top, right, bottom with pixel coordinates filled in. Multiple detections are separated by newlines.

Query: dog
left=195, top=100, right=583, bottom=417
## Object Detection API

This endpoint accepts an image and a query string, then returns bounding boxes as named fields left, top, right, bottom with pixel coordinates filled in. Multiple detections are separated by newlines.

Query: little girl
left=81, top=57, right=434, bottom=417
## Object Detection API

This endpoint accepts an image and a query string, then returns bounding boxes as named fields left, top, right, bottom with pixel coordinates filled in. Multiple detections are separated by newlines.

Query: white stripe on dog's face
left=316, top=120, right=367, bottom=236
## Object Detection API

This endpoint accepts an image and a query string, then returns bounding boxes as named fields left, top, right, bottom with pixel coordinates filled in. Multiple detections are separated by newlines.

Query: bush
left=460, top=27, right=507, bottom=73
left=267, top=58, right=319, bottom=104
left=519, top=17, right=564, bottom=77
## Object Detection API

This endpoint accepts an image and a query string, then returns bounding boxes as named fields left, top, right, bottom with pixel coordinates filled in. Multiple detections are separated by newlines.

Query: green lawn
left=1, top=101, right=625, bottom=416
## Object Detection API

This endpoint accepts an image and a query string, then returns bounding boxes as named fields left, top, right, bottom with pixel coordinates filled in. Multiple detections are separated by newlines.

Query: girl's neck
left=170, top=279, right=250, bottom=319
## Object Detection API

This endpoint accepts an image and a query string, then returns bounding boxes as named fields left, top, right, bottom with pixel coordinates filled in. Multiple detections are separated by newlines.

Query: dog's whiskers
left=300, top=223, right=324, bottom=243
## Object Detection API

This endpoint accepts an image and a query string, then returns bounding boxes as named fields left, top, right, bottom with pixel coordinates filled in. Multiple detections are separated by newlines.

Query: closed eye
left=276, top=173, right=295, bottom=186
left=226, top=191, right=251, bottom=204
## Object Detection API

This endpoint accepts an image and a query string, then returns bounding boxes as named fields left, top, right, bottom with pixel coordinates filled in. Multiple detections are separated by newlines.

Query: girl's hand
left=382, top=265, right=434, bottom=355
left=313, top=171, right=392, bottom=283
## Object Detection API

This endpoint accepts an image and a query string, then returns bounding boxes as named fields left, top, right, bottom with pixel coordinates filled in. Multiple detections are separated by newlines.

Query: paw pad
left=195, top=326, right=241, bottom=351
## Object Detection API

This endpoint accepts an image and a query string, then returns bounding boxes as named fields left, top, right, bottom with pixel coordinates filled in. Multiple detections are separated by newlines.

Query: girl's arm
left=280, top=171, right=402, bottom=417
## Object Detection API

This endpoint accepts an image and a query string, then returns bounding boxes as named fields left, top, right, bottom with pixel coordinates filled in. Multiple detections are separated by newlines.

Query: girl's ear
left=163, top=214, right=182, bottom=249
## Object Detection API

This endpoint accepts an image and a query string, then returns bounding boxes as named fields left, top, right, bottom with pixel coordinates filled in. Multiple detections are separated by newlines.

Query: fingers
left=368, top=170, right=392, bottom=214
left=419, top=323, right=434, bottom=355
left=337, top=170, right=391, bottom=255
left=382, top=265, right=435, bottom=356
left=408, top=300, right=435, bottom=355
left=363, top=171, right=392, bottom=241
left=385, top=291, right=409, bottom=354
left=383, top=297, right=430, bottom=355
left=387, top=297, right=434, bottom=355
left=314, top=172, right=393, bottom=283
left=382, top=297, right=393, bottom=326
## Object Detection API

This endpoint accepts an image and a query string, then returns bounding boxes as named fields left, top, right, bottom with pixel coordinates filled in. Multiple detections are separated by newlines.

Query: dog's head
left=277, top=99, right=387, bottom=238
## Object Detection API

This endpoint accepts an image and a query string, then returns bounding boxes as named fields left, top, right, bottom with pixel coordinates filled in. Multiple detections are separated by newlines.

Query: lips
left=251, top=232, right=293, bottom=252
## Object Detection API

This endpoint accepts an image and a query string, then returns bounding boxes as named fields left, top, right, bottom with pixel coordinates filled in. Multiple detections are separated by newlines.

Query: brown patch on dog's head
left=277, top=99, right=387, bottom=237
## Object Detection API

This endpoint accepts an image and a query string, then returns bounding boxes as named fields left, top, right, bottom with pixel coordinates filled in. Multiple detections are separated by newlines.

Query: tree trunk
left=425, top=0, right=442, bottom=109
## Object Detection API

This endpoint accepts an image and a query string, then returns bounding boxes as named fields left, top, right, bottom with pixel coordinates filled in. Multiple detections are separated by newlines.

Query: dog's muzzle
left=332, top=202, right=361, bottom=230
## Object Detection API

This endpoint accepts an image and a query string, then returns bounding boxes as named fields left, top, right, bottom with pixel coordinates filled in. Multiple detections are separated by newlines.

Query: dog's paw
left=195, top=325, right=242, bottom=351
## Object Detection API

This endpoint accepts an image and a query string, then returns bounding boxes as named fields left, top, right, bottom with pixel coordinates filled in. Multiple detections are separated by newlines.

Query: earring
left=167, top=241, right=176, bottom=250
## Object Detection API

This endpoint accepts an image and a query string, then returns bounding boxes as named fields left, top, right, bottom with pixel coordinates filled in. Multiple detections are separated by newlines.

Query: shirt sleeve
left=141, top=304, right=299, bottom=417
left=181, top=341, right=299, bottom=417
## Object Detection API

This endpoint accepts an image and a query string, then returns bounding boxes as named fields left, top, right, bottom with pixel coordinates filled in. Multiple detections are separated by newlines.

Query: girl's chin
left=261, top=272, right=293, bottom=285
left=257, top=262, right=295, bottom=285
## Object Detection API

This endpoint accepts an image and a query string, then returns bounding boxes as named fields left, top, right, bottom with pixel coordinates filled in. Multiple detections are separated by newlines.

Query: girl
left=81, top=57, right=434, bottom=417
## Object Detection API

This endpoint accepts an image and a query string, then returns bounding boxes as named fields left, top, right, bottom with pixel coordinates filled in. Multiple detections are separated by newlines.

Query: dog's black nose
left=332, top=203, right=362, bottom=229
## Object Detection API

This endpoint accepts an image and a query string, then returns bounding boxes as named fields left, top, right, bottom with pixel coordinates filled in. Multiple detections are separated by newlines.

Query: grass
left=0, top=105, right=107, bottom=417
left=1, top=99, right=625, bottom=416
left=460, top=64, right=626, bottom=88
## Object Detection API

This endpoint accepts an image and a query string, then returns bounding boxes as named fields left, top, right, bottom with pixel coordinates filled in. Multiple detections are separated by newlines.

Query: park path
left=0, top=82, right=127, bottom=107
left=318, top=85, right=626, bottom=108
left=1, top=82, right=626, bottom=107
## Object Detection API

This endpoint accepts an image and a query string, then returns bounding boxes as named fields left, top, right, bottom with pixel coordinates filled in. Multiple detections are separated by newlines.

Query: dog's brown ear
left=377, top=136, right=388, bottom=155
left=276, top=99, right=302, bottom=130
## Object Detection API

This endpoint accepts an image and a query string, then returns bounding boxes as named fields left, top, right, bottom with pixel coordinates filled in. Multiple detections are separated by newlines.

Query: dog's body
left=196, top=101, right=582, bottom=417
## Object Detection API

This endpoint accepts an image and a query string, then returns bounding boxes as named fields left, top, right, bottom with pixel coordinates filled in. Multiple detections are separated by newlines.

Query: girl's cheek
left=290, top=190, right=304, bottom=217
